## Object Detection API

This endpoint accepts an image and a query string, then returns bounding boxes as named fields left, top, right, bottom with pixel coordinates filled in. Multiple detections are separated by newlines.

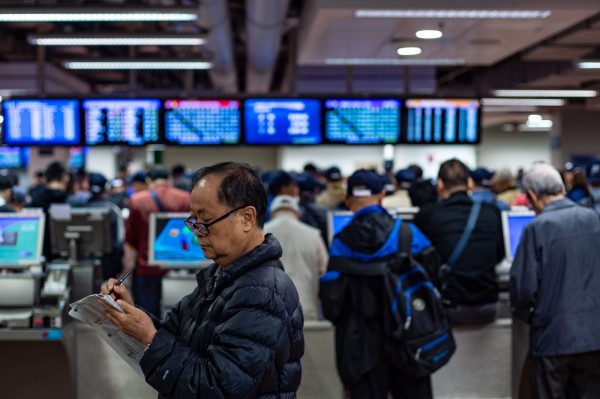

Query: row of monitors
left=326, top=208, right=536, bottom=263
left=1, top=97, right=481, bottom=147
left=0, top=208, right=534, bottom=269
left=0, top=146, right=85, bottom=169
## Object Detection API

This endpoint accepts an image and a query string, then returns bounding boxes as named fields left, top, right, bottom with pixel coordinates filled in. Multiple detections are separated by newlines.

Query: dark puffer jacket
left=140, top=234, right=304, bottom=398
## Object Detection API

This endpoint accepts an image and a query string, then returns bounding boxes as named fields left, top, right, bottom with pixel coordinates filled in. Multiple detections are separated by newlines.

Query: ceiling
left=1, top=0, right=600, bottom=128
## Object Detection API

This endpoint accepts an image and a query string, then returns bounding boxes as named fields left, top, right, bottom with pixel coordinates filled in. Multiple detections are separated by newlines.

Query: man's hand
left=101, top=300, right=157, bottom=346
left=100, top=278, right=134, bottom=306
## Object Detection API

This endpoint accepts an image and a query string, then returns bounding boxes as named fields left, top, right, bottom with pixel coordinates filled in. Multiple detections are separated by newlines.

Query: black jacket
left=511, top=198, right=600, bottom=356
left=140, top=234, right=304, bottom=399
left=413, top=191, right=505, bottom=306
left=28, top=188, right=69, bottom=261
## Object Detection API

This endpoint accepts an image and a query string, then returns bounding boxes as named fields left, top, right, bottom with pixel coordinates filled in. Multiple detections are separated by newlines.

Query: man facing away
left=320, top=169, right=438, bottom=399
left=264, top=194, right=328, bottom=320
left=125, top=167, right=190, bottom=317
left=101, top=162, right=304, bottom=398
left=413, top=159, right=505, bottom=326
left=510, top=163, right=600, bottom=399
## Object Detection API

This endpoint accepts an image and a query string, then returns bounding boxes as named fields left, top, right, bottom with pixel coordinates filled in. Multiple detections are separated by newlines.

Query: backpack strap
left=440, top=201, right=481, bottom=277
left=149, top=189, right=165, bottom=212
left=398, top=219, right=413, bottom=255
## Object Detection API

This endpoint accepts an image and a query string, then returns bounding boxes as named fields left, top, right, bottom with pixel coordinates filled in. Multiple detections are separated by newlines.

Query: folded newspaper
left=69, top=294, right=145, bottom=377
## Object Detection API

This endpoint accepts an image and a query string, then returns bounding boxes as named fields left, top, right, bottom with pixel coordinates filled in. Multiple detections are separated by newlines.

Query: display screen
left=0, top=147, right=25, bottom=168
left=151, top=216, right=207, bottom=265
left=2, top=99, right=80, bottom=146
left=327, top=211, right=353, bottom=244
left=164, top=99, right=240, bottom=145
left=83, top=99, right=160, bottom=145
left=0, top=215, right=44, bottom=266
left=244, top=99, right=321, bottom=145
left=404, top=99, right=480, bottom=144
left=324, top=99, right=401, bottom=144
left=68, top=146, right=87, bottom=170
left=504, top=213, right=535, bottom=260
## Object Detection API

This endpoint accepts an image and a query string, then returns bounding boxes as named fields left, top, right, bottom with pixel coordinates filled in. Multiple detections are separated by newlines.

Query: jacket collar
left=541, top=197, right=575, bottom=214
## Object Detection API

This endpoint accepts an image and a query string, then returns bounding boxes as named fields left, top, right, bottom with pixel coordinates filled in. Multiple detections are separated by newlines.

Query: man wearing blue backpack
left=320, top=169, right=447, bottom=399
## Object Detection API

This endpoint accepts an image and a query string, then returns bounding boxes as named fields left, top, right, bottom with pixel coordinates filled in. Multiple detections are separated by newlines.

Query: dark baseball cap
left=470, top=168, right=494, bottom=187
left=347, top=169, right=387, bottom=197
left=88, top=173, right=108, bottom=194
left=325, top=166, right=342, bottom=182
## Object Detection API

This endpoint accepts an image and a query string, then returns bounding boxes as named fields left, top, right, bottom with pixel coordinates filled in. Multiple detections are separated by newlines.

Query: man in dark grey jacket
left=510, top=162, right=600, bottom=399
left=102, top=162, right=304, bottom=398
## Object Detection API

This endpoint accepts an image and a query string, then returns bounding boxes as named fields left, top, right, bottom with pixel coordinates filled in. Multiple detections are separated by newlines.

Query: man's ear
left=436, top=179, right=445, bottom=194
left=526, top=189, right=537, bottom=204
left=467, top=177, right=475, bottom=191
left=241, top=206, right=257, bottom=231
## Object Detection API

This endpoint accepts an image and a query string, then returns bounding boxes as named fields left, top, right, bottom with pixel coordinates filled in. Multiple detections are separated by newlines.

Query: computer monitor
left=324, top=99, right=401, bottom=144
left=0, top=213, right=45, bottom=268
left=49, top=207, right=112, bottom=259
left=0, top=147, right=26, bottom=169
left=327, top=208, right=420, bottom=244
left=148, top=213, right=211, bottom=268
left=404, top=98, right=480, bottom=144
left=2, top=98, right=81, bottom=146
left=83, top=98, right=161, bottom=145
left=163, top=99, right=241, bottom=145
left=501, top=210, right=536, bottom=262
left=244, top=98, right=322, bottom=145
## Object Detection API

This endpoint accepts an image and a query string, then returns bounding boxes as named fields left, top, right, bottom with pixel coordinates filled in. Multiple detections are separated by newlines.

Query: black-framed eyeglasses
left=184, top=205, right=248, bottom=236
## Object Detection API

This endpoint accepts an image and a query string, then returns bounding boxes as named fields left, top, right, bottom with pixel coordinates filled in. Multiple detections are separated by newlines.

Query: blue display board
left=244, top=99, right=321, bottom=145
left=0, top=147, right=26, bottom=168
left=2, top=99, right=80, bottom=146
left=164, top=99, right=240, bottom=145
left=324, top=99, right=401, bottom=144
left=83, top=99, right=160, bottom=145
left=405, top=99, right=480, bottom=144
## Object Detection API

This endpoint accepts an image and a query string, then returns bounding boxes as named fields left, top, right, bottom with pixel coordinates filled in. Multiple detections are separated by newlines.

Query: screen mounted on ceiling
left=244, top=99, right=321, bottom=145
left=2, top=99, right=80, bottom=146
left=404, top=98, right=480, bottom=144
left=164, top=99, right=240, bottom=145
left=324, top=99, right=401, bottom=144
left=83, top=98, right=161, bottom=145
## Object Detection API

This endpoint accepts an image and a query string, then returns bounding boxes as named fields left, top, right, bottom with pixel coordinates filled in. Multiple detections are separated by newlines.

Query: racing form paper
left=69, top=294, right=145, bottom=377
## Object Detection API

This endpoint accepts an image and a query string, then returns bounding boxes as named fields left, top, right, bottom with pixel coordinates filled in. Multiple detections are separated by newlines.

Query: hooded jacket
left=141, top=234, right=304, bottom=398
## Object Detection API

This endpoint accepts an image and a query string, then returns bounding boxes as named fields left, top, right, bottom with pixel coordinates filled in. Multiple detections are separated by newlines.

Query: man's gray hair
left=522, top=163, right=564, bottom=198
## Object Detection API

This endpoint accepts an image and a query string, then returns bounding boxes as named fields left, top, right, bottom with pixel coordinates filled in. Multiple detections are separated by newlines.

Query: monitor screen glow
left=164, top=99, right=240, bottom=145
left=244, top=99, right=321, bottom=145
left=2, top=99, right=80, bottom=146
left=324, top=99, right=401, bottom=144
left=149, top=213, right=210, bottom=267
left=0, top=213, right=45, bottom=267
left=83, top=99, right=161, bottom=145
left=503, top=211, right=536, bottom=261
left=0, top=147, right=25, bottom=169
left=404, top=99, right=480, bottom=144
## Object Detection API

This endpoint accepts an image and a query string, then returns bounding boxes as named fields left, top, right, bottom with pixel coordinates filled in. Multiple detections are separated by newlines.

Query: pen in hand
left=107, top=270, right=131, bottom=295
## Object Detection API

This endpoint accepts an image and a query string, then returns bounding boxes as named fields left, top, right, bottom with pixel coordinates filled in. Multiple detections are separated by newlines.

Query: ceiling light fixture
left=28, top=34, right=206, bottom=46
left=416, top=30, right=442, bottom=39
left=482, top=98, right=565, bottom=107
left=576, top=61, right=600, bottom=69
left=493, top=89, right=598, bottom=98
left=0, top=8, right=197, bottom=22
left=397, top=47, right=422, bottom=56
left=355, top=9, right=551, bottom=19
left=324, top=58, right=466, bottom=66
left=64, top=60, right=212, bottom=70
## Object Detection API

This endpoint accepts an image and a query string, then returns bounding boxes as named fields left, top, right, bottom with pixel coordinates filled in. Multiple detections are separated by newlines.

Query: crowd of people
left=3, top=157, right=600, bottom=398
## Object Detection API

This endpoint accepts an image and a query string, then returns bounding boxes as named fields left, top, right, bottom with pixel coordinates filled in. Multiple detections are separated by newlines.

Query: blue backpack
left=384, top=220, right=455, bottom=377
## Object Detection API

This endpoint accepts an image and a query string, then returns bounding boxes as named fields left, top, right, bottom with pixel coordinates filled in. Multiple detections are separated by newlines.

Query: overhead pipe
left=198, top=0, right=238, bottom=93
left=245, top=0, right=291, bottom=93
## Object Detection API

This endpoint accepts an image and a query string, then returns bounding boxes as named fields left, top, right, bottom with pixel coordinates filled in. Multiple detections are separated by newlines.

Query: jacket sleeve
left=509, top=224, right=539, bottom=322
left=139, top=284, right=292, bottom=399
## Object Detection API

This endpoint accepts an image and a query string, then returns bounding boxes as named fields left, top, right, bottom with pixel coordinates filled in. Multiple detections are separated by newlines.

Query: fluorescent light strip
left=493, top=89, right=597, bottom=98
left=325, top=58, right=465, bottom=66
left=64, top=61, right=212, bottom=70
left=482, top=98, right=565, bottom=107
left=577, top=62, right=600, bottom=69
left=29, top=36, right=206, bottom=46
left=483, top=106, right=538, bottom=113
left=0, top=9, right=197, bottom=22
left=355, top=9, right=551, bottom=19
